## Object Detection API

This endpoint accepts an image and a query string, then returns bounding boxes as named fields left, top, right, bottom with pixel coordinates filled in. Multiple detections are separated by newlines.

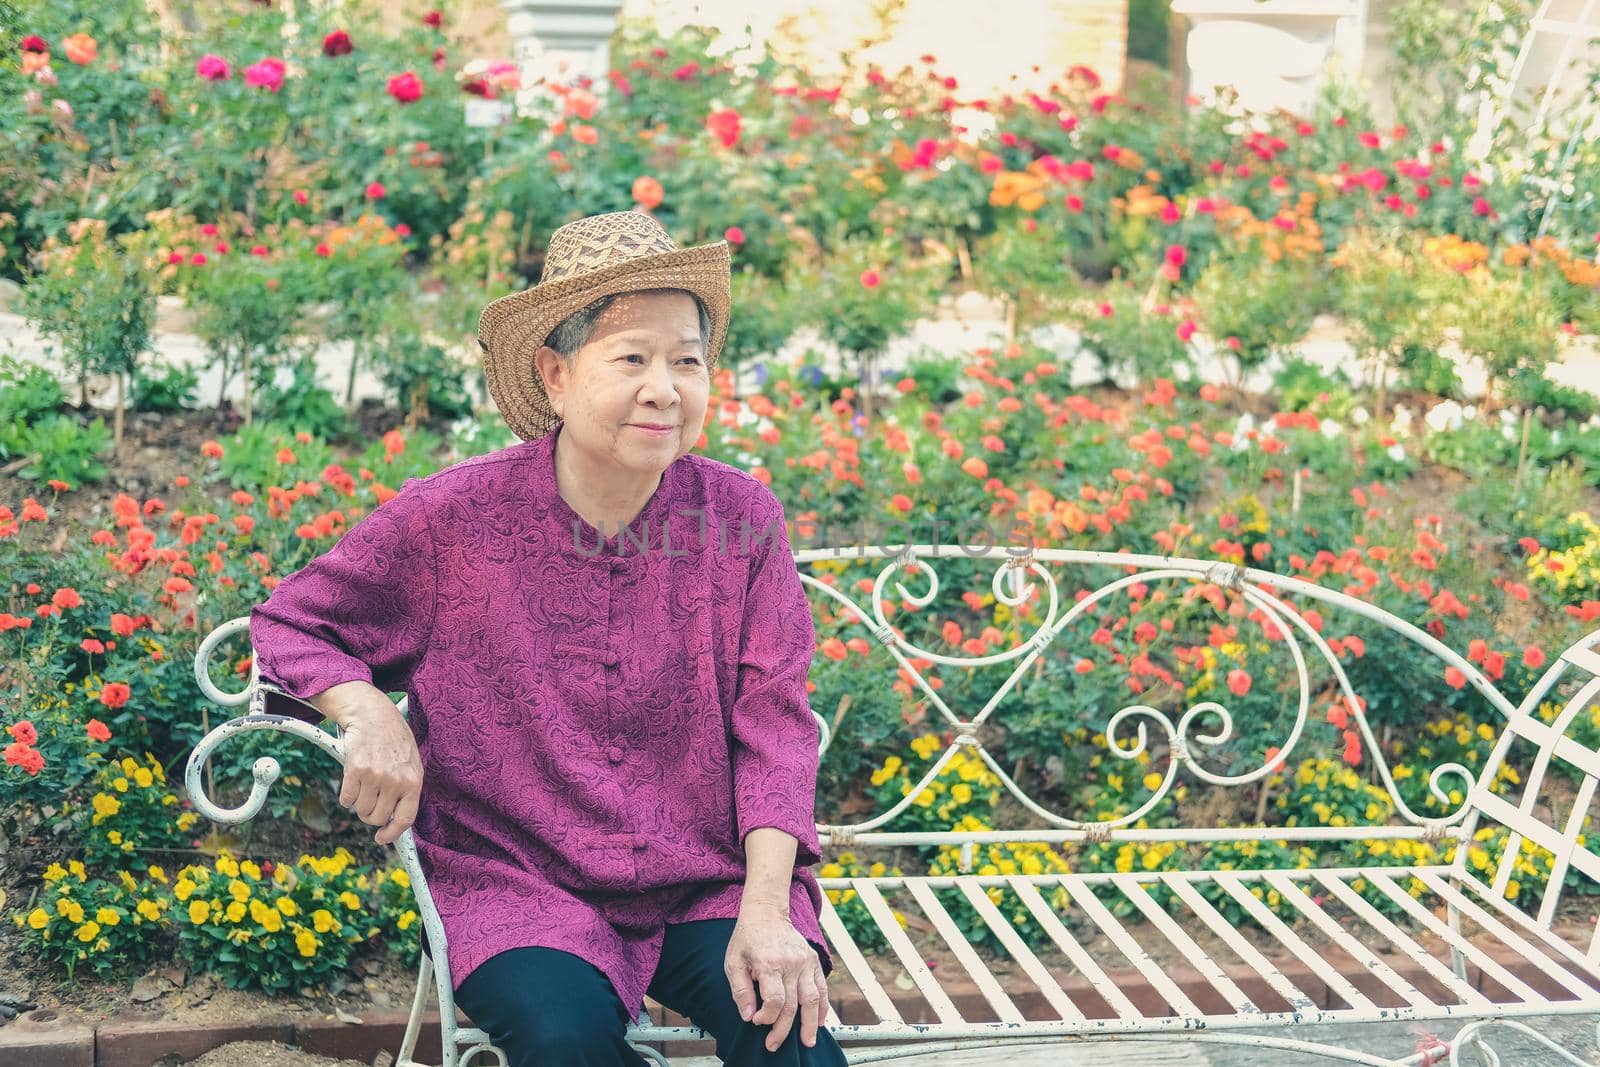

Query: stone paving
left=670, top=1012, right=1600, bottom=1063
left=2, top=285, right=1597, bottom=429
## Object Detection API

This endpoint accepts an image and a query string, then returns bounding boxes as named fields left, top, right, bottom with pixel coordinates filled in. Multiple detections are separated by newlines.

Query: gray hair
left=545, top=288, right=711, bottom=361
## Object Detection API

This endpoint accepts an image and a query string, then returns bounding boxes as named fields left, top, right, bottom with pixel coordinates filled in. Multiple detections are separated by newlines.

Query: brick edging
left=0, top=938, right=1588, bottom=1065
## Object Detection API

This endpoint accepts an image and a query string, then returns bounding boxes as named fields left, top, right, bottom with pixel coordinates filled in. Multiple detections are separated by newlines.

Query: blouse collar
left=534, top=422, right=681, bottom=564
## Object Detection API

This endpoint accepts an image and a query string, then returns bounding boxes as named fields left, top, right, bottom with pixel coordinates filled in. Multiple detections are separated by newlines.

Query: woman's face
left=535, top=290, right=710, bottom=477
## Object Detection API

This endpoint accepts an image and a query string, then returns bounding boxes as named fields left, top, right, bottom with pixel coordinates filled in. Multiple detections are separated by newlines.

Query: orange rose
left=631, top=175, right=663, bottom=209
left=62, top=33, right=97, bottom=66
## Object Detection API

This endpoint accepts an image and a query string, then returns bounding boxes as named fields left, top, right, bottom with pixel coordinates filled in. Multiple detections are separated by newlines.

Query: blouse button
left=606, top=745, right=625, bottom=764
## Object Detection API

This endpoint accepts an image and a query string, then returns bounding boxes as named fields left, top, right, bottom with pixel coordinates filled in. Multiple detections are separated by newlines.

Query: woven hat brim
left=477, top=242, right=731, bottom=442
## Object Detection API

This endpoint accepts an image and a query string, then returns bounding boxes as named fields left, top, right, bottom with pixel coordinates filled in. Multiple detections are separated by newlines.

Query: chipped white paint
left=186, top=547, right=1600, bottom=1065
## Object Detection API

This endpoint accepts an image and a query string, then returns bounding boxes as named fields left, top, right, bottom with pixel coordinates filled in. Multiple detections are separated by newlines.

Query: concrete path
left=2, top=286, right=1596, bottom=424
left=671, top=1012, right=1600, bottom=1063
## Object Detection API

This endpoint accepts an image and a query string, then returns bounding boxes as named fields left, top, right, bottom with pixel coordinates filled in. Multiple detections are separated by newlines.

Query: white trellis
left=187, top=547, right=1600, bottom=1065
left=1467, top=0, right=1600, bottom=235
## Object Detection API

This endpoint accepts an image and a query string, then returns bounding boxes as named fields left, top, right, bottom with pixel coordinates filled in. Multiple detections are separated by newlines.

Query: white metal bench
left=186, top=547, right=1600, bottom=1065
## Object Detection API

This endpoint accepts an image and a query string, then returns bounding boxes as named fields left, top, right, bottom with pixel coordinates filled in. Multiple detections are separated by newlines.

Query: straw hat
left=476, top=211, right=730, bottom=441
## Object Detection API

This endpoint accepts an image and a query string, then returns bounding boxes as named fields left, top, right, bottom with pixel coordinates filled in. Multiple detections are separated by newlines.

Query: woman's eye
left=680, top=356, right=702, bottom=365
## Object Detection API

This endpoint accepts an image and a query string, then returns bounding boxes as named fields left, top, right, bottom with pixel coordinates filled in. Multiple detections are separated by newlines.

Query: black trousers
left=454, top=918, right=849, bottom=1066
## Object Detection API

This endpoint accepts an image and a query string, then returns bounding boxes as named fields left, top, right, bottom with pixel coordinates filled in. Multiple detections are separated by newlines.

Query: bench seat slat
left=1417, top=870, right=1600, bottom=1000
left=955, top=880, right=1086, bottom=1023
left=1160, top=875, right=1320, bottom=1014
left=1358, top=869, right=1547, bottom=1004
left=1311, top=871, right=1491, bottom=1009
left=852, top=879, right=966, bottom=1024
left=1056, top=874, right=1202, bottom=1017
left=1263, top=873, right=1436, bottom=1009
left=1113, top=875, right=1259, bottom=1015
left=1006, top=878, right=1144, bottom=1021
left=1209, top=872, right=1378, bottom=1012
left=904, top=879, right=1026, bottom=1023
left=817, top=892, right=905, bottom=1025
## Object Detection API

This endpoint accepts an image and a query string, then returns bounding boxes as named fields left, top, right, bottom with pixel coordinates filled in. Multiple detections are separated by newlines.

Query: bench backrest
left=1451, top=635, right=1600, bottom=953
left=795, top=547, right=1600, bottom=886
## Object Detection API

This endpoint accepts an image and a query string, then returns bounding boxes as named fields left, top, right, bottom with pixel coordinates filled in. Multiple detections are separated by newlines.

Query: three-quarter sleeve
left=248, top=477, right=437, bottom=724
left=728, top=490, right=823, bottom=868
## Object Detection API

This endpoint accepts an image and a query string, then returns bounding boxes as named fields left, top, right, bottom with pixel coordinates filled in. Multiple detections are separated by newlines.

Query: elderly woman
left=249, top=211, right=846, bottom=1066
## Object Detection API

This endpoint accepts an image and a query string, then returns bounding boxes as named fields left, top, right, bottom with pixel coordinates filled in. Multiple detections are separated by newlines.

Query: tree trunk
left=1513, top=406, right=1534, bottom=494
left=242, top=348, right=253, bottom=426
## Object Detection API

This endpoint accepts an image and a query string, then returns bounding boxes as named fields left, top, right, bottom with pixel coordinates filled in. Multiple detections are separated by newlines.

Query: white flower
left=1230, top=412, right=1255, bottom=451
left=1350, top=407, right=1370, bottom=426
left=1390, top=404, right=1413, bottom=437
left=1320, top=419, right=1344, bottom=439
left=1424, top=401, right=1464, bottom=434
left=1387, top=443, right=1407, bottom=462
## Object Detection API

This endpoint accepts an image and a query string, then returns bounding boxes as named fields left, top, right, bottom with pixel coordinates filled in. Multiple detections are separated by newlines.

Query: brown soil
left=0, top=401, right=429, bottom=530
left=0, top=925, right=425, bottom=1034
left=181, top=1041, right=367, bottom=1067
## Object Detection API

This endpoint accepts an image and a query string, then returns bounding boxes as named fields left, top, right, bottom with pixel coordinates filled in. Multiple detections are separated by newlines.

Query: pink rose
left=195, top=54, right=231, bottom=81
left=245, top=56, right=286, bottom=92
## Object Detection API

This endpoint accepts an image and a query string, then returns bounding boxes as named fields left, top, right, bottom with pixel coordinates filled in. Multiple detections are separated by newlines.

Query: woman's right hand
left=313, top=681, right=424, bottom=846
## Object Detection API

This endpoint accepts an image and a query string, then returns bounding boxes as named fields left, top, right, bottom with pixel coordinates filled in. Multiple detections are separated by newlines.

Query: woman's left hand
left=724, top=904, right=828, bottom=1052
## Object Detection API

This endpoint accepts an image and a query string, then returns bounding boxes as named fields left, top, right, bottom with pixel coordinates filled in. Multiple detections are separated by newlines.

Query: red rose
left=21, top=35, right=49, bottom=53
left=322, top=30, right=353, bottom=57
left=86, top=718, right=112, bottom=743
left=99, top=683, right=131, bottom=709
left=387, top=71, right=424, bottom=104
left=422, top=9, right=442, bottom=27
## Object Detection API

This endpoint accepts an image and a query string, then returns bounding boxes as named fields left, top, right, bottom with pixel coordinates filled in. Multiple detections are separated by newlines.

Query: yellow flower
left=229, top=880, right=250, bottom=903
left=121, top=756, right=139, bottom=776
left=27, top=908, right=49, bottom=930
left=910, top=734, right=942, bottom=760
left=112, top=777, right=129, bottom=793
left=174, top=879, right=196, bottom=902
left=312, top=909, right=339, bottom=934
left=951, top=783, right=973, bottom=805
left=76, top=921, right=101, bottom=942
left=188, top=900, right=210, bottom=925
left=250, top=899, right=271, bottom=924
left=91, top=793, right=120, bottom=823
left=42, top=862, right=68, bottom=883
left=261, top=909, right=284, bottom=933
left=1142, top=772, right=1163, bottom=792
left=296, top=931, right=319, bottom=957
left=215, top=855, right=239, bottom=878
left=69, top=860, right=87, bottom=881
left=118, top=870, right=138, bottom=892
left=240, top=861, right=262, bottom=881
left=134, top=768, right=154, bottom=789
left=337, top=891, right=362, bottom=911
left=96, top=907, right=120, bottom=927
left=397, top=910, right=417, bottom=931
left=390, top=868, right=410, bottom=889
left=277, top=897, right=297, bottom=916
left=136, top=900, right=162, bottom=922
left=64, top=901, right=85, bottom=924
left=176, top=812, right=198, bottom=831
left=226, top=901, right=247, bottom=923
left=107, top=830, right=123, bottom=845
left=912, top=789, right=935, bottom=808
left=147, top=865, right=167, bottom=883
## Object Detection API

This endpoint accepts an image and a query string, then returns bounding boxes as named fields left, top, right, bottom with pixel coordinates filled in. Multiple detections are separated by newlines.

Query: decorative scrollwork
left=800, top=545, right=1516, bottom=840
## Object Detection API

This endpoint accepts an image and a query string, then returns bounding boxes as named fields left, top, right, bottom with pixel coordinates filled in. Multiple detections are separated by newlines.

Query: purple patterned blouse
left=248, top=424, right=830, bottom=1014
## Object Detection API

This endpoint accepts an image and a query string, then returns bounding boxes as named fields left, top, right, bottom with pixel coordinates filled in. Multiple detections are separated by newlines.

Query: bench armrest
left=183, top=681, right=348, bottom=828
